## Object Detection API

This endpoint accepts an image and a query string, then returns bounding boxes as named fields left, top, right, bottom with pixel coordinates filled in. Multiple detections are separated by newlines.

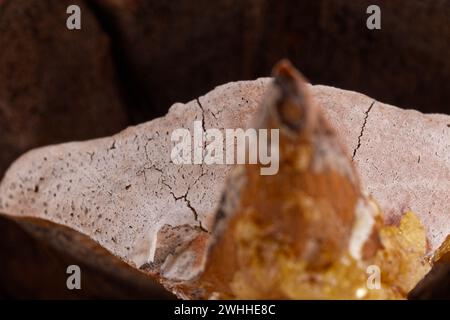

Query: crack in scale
left=161, top=174, right=208, bottom=233
left=196, top=98, right=206, bottom=134
left=352, top=100, right=376, bottom=160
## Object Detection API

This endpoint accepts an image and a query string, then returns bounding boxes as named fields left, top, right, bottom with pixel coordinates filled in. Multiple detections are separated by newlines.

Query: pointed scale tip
left=272, top=59, right=310, bottom=84
left=270, top=59, right=315, bottom=133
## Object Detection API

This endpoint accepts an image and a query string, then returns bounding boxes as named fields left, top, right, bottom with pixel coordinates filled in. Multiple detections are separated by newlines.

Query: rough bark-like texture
left=0, top=0, right=128, bottom=178
left=0, top=213, right=174, bottom=299
left=0, top=79, right=266, bottom=269
left=0, top=79, right=448, bottom=272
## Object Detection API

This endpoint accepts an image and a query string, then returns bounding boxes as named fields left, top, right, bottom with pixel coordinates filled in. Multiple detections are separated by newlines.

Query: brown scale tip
left=270, top=59, right=316, bottom=133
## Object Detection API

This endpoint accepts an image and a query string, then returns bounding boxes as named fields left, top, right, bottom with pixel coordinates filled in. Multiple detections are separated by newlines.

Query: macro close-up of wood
left=0, top=61, right=449, bottom=299
left=0, top=0, right=449, bottom=300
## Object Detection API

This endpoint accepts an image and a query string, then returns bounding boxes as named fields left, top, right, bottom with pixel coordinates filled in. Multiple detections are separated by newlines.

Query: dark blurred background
left=1, top=0, right=449, bottom=177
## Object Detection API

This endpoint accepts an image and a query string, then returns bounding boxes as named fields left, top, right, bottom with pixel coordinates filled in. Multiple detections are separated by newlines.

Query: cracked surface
left=352, top=102, right=450, bottom=250
left=0, top=78, right=267, bottom=271
left=352, top=100, right=375, bottom=160
left=0, top=78, right=449, bottom=275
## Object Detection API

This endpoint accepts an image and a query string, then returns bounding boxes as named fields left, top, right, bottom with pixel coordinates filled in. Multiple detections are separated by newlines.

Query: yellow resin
left=226, top=211, right=430, bottom=299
